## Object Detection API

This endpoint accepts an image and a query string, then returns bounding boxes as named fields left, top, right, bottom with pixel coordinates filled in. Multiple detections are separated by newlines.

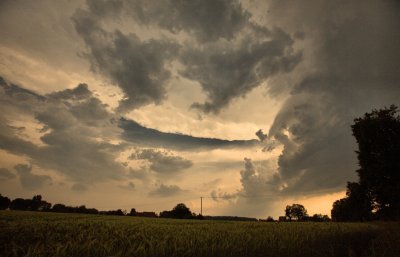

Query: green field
left=0, top=211, right=399, bottom=257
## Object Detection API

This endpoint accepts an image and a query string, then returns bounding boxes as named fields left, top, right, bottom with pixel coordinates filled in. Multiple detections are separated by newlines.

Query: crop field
left=0, top=211, right=399, bottom=257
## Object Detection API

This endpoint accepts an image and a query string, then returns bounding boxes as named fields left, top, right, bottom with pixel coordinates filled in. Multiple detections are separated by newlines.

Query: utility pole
left=200, top=196, right=203, bottom=216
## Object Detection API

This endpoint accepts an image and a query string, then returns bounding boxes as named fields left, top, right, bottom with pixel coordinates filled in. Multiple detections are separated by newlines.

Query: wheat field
left=0, top=211, right=399, bottom=257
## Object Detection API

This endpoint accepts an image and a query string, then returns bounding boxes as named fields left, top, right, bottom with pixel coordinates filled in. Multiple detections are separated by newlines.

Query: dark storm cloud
left=0, top=78, right=127, bottom=185
left=180, top=27, right=301, bottom=113
left=15, top=164, right=52, bottom=190
left=128, top=0, right=249, bottom=43
left=130, top=149, right=192, bottom=175
left=0, top=168, right=16, bottom=180
left=211, top=189, right=237, bottom=201
left=72, top=7, right=179, bottom=112
left=119, top=118, right=259, bottom=150
left=262, top=0, right=400, bottom=195
left=255, top=129, right=267, bottom=142
left=46, top=83, right=92, bottom=101
left=72, top=0, right=301, bottom=114
left=0, top=77, right=259, bottom=188
left=149, top=183, right=184, bottom=197
left=0, top=77, right=45, bottom=101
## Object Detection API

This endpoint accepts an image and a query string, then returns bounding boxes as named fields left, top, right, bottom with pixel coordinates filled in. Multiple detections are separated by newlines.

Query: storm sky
left=0, top=0, right=399, bottom=218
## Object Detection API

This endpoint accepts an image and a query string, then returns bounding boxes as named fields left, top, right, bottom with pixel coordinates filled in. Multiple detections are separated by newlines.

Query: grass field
left=0, top=211, right=399, bottom=257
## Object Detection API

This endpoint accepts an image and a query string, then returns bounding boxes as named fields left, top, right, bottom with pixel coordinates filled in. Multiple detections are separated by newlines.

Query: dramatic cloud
left=120, top=118, right=259, bottom=150
left=180, top=27, right=301, bottom=113
left=72, top=7, right=179, bottom=112
left=211, top=158, right=279, bottom=203
left=130, top=149, right=192, bottom=175
left=72, top=0, right=300, bottom=114
left=255, top=129, right=267, bottom=142
left=15, top=164, right=52, bottom=190
left=1, top=0, right=399, bottom=217
left=263, top=0, right=400, bottom=195
left=149, top=183, right=184, bottom=197
left=128, top=0, right=249, bottom=43
left=0, top=78, right=127, bottom=185
left=0, top=168, right=16, bottom=180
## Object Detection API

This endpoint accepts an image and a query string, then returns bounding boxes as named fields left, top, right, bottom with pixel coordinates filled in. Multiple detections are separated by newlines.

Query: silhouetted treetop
left=332, top=105, right=400, bottom=221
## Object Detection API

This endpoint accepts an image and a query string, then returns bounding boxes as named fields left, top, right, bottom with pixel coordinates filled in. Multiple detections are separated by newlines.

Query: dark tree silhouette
left=331, top=182, right=372, bottom=221
left=9, top=198, right=31, bottom=210
left=0, top=194, right=11, bottom=210
left=352, top=105, right=400, bottom=219
left=160, top=203, right=194, bottom=219
left=172, top=203, right=194, bottom=219
left=285, top=204, right=308, bottom=221
left=311, top=214, right=330, bottom=222
left=332, top=105, right=400, bottom=221
left=31, top=195, right=52, bottom=211
left=129, top=208, right=137, bottom=216
left=52, top=203, right=68, bottom=213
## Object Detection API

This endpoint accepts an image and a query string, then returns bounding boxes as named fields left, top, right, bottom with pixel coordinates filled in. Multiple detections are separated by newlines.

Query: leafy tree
left=332, top=105, right=400, bottom=221
left=172, top=203, right=193, bottom=219
left=129, top=208, right=137, bottom=216
left=331, top=182, right=373, bottom=221
left=160, top=203, right=194, bottom=219
left=52, top=203, right=67, bottom=212
left=0, top=194, right=11, bottom=210
left=31, top=195, right=52, bottom=211
left=351, top=105, right=400, bottom=219
left=285, top=204, right=308, bottom=221
left=9, top=198, right=31, bottom=210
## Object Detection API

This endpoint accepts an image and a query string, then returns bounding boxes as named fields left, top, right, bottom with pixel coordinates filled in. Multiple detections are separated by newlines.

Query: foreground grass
left=0, top=211, right=399, bottom=257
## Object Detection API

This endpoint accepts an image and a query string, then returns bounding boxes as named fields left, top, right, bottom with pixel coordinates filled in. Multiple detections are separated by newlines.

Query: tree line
left=0, top=193, right=331, bottom=222
left=331, top=105, right=400, bottom=221
left=0, top=194, right=204, bottom=219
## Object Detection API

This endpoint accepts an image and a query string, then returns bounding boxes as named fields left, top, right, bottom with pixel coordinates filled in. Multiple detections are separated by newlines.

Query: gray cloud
left=0, top=78, right=127, bottom=185
left=72, top=7, right=179, bottom=112
left=0, top=77, right=45, bottom=101
left=262, top=0, right=400, bottom=195
left=211, top=158, right=279, bottom=202
left=180, top=27, right=301, bottom=113
left=255, top=129, right=267, bottom=142
left=238, top=158, right=280, bottom=198
left=130, top=149, right=192, bottom=175
left=72, top=0, right=301, bottom=114
left=120, top=118, right=259, bottom=150
left=15, top=164, right=52, bottom=190
left=211, top=189, right=237, bottom=202
left=128, top=0, right=249, bottom=43
left=0, top=77, right=259, bottom=189
left=149, top=183, right=184, bottom=197
left=0, top=168, right=16, bottom=180
left=47, top=83, right=92, bottom=101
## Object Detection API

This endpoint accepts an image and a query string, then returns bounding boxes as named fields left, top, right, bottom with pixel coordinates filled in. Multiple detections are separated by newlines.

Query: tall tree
left=332, top=105, right=400, bottom=221
left=352, top=105, right=400, bottom=219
